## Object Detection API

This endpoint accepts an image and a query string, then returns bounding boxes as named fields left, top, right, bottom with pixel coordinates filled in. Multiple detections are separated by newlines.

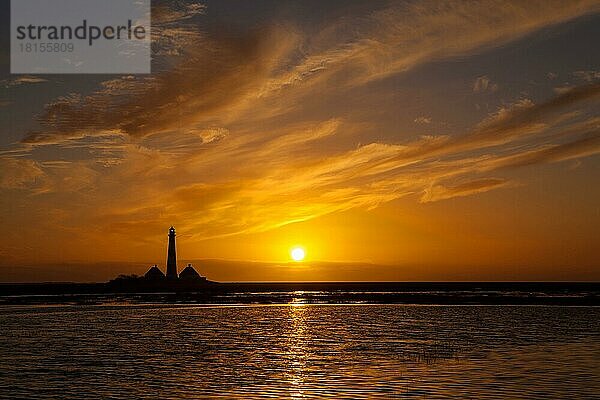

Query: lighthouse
left=166, top=226, right=178, bottom=279
left=142, top=227, right=208, bottom=282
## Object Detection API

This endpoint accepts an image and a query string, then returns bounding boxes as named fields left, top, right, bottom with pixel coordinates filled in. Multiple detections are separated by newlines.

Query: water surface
left=1, top=304, right=599, bottom=398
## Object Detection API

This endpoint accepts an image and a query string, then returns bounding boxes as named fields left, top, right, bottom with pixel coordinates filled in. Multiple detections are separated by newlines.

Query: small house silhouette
left=179, top=264, right=202, bottom=280
left=144, top=265, right=165, bottom=280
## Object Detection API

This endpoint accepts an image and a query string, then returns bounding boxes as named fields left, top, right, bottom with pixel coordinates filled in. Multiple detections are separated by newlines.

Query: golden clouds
left=0, top=158, right=44, bottom=190
left=1, top=0, right=599, bottom=268
left=421, top=178, right=513, bottom=203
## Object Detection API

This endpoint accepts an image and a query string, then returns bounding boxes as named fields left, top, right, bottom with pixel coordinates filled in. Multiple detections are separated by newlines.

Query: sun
left=290, top=247, right=306, bottom=262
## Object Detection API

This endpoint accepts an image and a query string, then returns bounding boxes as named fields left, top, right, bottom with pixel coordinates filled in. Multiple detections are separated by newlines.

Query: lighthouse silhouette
left=166, top=226, right=178, bottom=279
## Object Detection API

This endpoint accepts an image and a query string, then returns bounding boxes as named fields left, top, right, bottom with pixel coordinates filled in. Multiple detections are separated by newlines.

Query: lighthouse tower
left=166, top=226, right=178, bottom=279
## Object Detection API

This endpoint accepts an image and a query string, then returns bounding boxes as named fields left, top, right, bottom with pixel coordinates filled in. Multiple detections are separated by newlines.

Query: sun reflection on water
left=286, top=304, right=309, bottom=398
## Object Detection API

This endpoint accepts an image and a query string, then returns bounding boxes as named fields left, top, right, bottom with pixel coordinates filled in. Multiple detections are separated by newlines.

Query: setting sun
left=290, top=247, right=306, bottom=262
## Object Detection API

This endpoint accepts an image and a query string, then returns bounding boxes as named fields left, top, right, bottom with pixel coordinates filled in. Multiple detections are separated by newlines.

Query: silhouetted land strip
left=0, top=281, right=598, bottom=305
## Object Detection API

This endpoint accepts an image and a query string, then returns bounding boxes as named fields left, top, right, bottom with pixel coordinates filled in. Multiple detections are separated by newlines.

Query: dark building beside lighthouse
left=143, top=226, right=206, bottom=282
left=144, top=265, right=165, bottom=280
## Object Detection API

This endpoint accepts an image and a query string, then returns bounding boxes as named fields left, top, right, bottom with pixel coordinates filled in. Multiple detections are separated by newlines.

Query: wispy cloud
left=19, top=0, right=600, bottom=145
left=574, top=70, right=600, bottom=82
left=1, top=76, right=47, bottom=88
left=22, top=27, right=297, bottom=144
left=421, top=178, right=513, bottom=203
left=1, top=0, right=599, bottom=250
left=0, top=158, right=44, bottom=190
left=473, top=76, right=498, bottom=93
left=40, top=84, right=594, bottom=242
left=414, top=116, right=432, bottom=125
left=265, top=0, right=600, bottom=90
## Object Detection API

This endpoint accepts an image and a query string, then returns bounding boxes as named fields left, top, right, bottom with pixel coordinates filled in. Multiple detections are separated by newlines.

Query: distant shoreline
left=0, top=281, right=598, bottom=306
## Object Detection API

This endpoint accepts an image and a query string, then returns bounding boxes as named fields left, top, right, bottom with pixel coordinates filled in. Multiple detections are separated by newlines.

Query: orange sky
left=0, top=0, right=599, bottom=281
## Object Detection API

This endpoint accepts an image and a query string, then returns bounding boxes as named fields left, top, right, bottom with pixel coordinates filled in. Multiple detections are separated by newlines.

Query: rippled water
left=1, top=304, right=599, bottom=399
